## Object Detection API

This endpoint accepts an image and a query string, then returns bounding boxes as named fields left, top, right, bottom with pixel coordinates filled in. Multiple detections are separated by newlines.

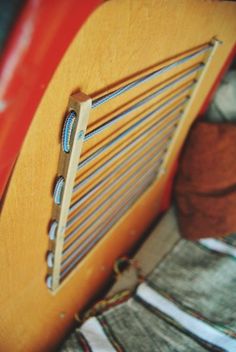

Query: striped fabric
left=60, top=234, right=236, bottom=351
left=199, top=238, right=236, bottom=258
left=147, top=240, right=236, bottom=337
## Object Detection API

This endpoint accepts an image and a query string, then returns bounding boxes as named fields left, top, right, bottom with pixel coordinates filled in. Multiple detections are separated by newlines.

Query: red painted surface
left=0, top=0, right=101, bottom=199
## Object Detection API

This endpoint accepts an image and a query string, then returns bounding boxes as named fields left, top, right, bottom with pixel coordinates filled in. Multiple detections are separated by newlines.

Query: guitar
left=0, top=1, right=236, bottom=351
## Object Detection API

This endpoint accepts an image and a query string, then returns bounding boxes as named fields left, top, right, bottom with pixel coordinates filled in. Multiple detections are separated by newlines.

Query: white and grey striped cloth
left=60, top=234, right=236, bottom=352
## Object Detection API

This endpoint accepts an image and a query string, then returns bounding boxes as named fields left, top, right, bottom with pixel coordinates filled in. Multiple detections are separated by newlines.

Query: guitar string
left=72, top=109, right=179, bottom=195
left=64, top=151, right=164, bottom=258
left=49, top=44, right=212, bottom=284
left=70, top=106, right=185, bottom=214
left=62, top=154, right=163, bottom=267
left=91, top=45, right=210, bottom=108
left=77, top=84, right=193, bottom=171
left=85, top=64, right=203, bottom=141
left=67, top=125, right=176, bottom=230
left=60, top=175, right=156, bottom=280
left=66, top=132, right=173, bottom=236
left=65, top=152, right=164, bottom=248
left=70, top=135, right=165, bottom=216
left=67, top=62, right=204, bottom=226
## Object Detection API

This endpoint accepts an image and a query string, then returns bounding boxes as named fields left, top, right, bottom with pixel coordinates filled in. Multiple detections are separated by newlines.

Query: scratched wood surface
left=0, top=1, right=236, bottom=351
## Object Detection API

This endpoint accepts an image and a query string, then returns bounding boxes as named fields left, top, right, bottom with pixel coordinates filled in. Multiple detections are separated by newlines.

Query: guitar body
left=0, top=1, right=236, bottom=351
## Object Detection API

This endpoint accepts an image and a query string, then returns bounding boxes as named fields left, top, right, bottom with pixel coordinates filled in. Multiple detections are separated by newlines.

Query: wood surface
left=0, top=1, right=236, bottom=351
left=51, top=93, right=92, bottom=290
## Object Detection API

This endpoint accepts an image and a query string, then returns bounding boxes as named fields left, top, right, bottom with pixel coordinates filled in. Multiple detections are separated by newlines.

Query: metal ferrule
left=62, top=110, right=77, bottom=153
left=46, top=275, right=53, bottom=290
left=53, top=176, right=65, bottom=205
left=47, top=252, right=54, bottom=268
left=48, top=220, right=58, bottom=240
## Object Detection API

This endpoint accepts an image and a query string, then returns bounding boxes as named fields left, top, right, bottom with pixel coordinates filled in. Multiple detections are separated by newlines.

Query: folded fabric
left=60, top=234, right=236, bottom=352
left=174, top=121, right=236, bottom=239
